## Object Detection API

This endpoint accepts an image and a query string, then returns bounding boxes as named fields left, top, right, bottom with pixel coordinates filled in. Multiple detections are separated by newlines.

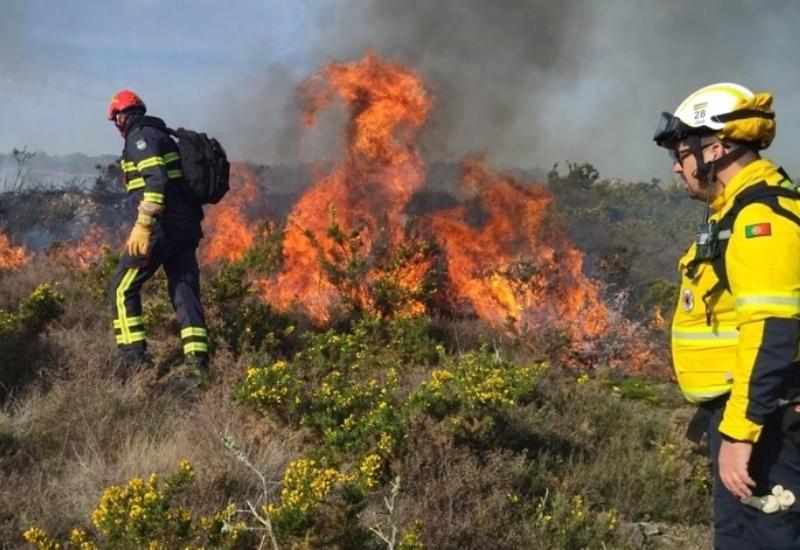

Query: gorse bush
left=205, top=240, right=293, bottom=356
left=0, top=283, right=64, bottom=336
left=305, top=212, right=440, bottom=320
left=0, top=282, right=64, bottom=399
left=528, top=491, right=618, bottom=548
left=23, top=460, right=248, bottom=549
left=6, top=164, right=717, bottom=549
left=234, top=314, right=554, bottom=546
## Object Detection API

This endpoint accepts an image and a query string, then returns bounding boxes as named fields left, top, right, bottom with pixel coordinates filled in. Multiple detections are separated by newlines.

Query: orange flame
left=0, top=231, right=29, bottom=270
left=261, top=53, right=432, bottom=322
left=55, top=226, right=114, bottom=269
left=200, top=162, right=259, bottom=265
left=423, top=157, right=608, bottom=336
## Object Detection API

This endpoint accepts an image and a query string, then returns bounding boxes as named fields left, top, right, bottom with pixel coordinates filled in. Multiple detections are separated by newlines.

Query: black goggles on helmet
left=653, top=111, right=694, bottom=147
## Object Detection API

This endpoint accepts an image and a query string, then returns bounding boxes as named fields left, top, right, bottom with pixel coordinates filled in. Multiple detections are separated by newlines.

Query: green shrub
left=23, top=461, right=248, bottom=550
left=0, top=283, right=65, bottom=399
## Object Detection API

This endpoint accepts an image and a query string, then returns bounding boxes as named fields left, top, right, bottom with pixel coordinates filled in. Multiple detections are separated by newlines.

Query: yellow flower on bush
left=24, top=461, right=244, bottom=549
left=238, top=360, right=300, bottom=412
left=91, top=462, right=194, bottom=547
left=377, top=432, right=394, bottom=456
left=357, top=453, right=382, bottom=489
left=267, top=458, right=352, bottom=531
left=415, top=350, right=546, bottom=417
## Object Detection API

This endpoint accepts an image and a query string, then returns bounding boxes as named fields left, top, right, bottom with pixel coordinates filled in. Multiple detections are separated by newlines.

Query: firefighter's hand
left=126, top=223, right=151, bottom=257
left=718, top=438, right=755, bottom=499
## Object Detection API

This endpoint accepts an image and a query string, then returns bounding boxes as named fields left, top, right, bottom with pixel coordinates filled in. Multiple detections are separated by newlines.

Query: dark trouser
left=109, top=239, right=207, bottom=361
left=696, top=397, right=800, bottom=549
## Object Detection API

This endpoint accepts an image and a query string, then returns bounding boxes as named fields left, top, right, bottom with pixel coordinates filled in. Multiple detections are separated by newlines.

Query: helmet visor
left=653, top=111, right=692, bottom=147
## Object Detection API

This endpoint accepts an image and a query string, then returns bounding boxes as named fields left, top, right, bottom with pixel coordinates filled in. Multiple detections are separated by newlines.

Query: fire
left=0, top=230, right=29, bottom=270
left=57, top=226, right=114, bottom=269
left=200, top=162, right=259, bottom=265
left=260, top=53, right=432, bottom=321
left=423, top=157, right=608, bottom=336
left=256, top=53, right=608, bottom=335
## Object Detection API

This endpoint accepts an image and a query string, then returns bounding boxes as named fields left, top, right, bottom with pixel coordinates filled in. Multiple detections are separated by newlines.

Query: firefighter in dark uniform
left=106, top=89, right=208, bottom=378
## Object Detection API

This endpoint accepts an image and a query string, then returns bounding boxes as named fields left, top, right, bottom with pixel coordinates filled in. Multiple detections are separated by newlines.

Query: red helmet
left=107, top=89, right=146, bottom=120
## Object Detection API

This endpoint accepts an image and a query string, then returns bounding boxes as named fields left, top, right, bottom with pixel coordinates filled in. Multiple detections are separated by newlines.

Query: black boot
left=185, top=353, right=209, bottom=384
left=115, top=347, right=154, bottom=377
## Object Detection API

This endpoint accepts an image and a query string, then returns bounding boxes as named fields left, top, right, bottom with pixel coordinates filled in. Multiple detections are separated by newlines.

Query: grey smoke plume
left=210, top=0, right=800, bottom=182
left=0, top=2, right=33, bottom=86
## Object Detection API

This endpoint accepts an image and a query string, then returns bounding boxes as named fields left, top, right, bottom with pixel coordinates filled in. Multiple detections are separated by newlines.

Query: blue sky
left=3, top=0, right=800, bottom=182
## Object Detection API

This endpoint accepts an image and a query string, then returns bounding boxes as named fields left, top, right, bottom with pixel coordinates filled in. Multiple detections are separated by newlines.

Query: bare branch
left=9, top=146, right=35, bottom=193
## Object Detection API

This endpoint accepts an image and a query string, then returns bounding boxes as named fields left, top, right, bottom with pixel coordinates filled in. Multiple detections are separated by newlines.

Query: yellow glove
left=126, top=220, right=152, bottom=257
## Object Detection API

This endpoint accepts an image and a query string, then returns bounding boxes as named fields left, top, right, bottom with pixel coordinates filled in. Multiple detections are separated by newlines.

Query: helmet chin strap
left=688, top=134, right=750, bottom=185
left=115, top=109, right=145, bottom=136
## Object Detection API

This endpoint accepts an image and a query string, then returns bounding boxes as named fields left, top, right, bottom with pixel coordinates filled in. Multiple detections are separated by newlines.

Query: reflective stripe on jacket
left=121, top=116, right=203, bottom=243
left=672, top=158, right=800, bottom=442
left=672, top=243, right=738, bottom=403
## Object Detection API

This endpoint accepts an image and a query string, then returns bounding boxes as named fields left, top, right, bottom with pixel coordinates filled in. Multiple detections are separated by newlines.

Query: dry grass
left=0, top=255, right=712, bottom=549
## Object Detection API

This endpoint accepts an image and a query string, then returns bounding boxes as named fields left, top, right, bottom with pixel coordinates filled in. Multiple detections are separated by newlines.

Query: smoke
left=0, top=2, right=34, bottom=88
left=209, top=0, right=800, bottom=182
left=3, top=1, right=799, bottom=181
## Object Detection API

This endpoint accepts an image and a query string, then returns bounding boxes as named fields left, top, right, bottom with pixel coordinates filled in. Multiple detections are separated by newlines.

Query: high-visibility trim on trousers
left=181, top=326, right=208, bottom=355
left=110, top=241, right=206, bottom=358
left=114, top=268, right=140, bottom=345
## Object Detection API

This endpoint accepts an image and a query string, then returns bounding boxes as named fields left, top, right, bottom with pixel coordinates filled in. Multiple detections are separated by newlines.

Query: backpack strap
left=711, top=180, right=800, bottom=293
left=691, top=176, right=800, bottom=325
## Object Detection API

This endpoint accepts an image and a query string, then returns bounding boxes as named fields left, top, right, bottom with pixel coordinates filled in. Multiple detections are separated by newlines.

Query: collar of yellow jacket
left=710, top=158, right=783, bottom=215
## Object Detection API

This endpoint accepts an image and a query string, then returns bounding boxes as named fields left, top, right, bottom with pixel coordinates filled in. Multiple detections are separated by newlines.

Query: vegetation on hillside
left=0, top=162, right=714, bottom=549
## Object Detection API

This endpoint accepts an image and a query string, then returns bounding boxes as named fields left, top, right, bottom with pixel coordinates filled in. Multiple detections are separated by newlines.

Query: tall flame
left=0, top=231, right=29, bottom=270
left=261, top=53, right=432, bottom=321
left=200, top=162, right=259, bottom=265
left=423, top=158, right=608, bottom=336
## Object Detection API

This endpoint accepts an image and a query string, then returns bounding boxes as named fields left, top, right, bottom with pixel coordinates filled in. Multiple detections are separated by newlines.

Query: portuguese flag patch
left=745, top=223, right=772, bottom=238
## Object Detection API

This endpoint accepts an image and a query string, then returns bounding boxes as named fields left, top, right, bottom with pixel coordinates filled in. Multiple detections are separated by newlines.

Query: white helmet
left=654, top=82, right=775, bottom=150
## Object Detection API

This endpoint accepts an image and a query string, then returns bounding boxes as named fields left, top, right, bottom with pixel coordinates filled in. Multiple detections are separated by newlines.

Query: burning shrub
left=0, top=230, right=29, bottom=271
left=302, top=211, right=439, bottom=322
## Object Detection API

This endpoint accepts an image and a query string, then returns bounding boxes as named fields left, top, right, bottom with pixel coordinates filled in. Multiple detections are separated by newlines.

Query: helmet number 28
left=694, top=109, right=706, bottom=120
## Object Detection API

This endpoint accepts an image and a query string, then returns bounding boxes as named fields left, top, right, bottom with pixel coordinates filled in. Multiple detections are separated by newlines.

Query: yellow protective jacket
left=672, top=158, right=800, bottom=442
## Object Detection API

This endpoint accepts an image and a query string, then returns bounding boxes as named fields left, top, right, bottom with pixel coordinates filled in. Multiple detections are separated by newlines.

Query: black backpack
left=166, top=127, right=230, bottom=205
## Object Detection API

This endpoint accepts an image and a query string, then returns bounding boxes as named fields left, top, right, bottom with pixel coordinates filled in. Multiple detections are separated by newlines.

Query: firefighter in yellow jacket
left=655, top=83, right=800, bottom=549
